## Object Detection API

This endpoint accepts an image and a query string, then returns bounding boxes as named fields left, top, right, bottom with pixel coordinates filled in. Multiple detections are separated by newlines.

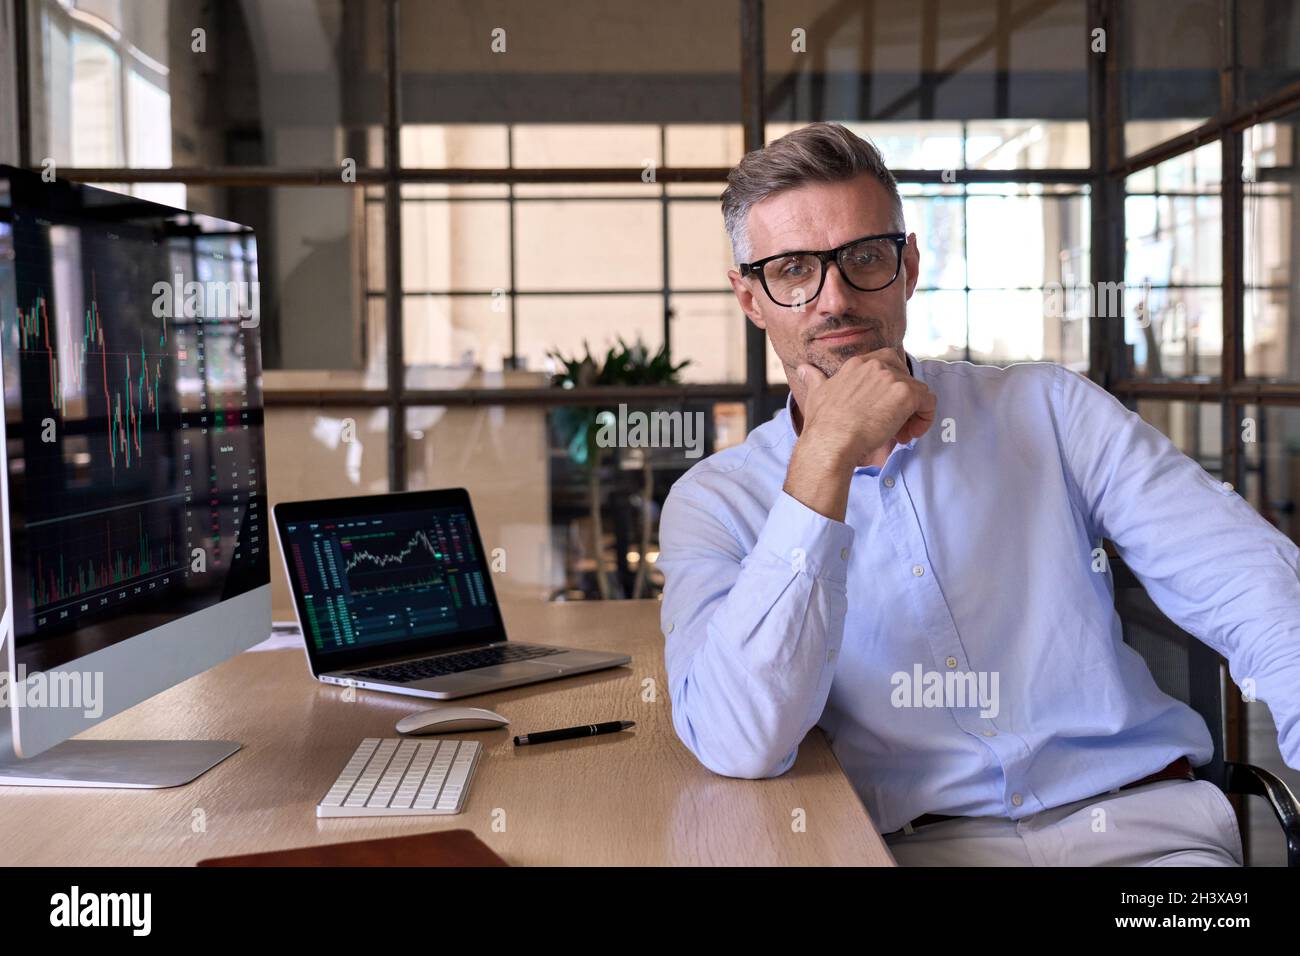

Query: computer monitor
left=0, top=165, right=270, bottom=787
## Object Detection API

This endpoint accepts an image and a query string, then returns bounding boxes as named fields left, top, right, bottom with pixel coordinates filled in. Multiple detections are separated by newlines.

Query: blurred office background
left=1, top=0, right=1298, bottom=861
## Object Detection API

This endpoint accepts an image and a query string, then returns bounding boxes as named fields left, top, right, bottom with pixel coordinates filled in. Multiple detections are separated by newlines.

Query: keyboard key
left=367, top=740, right=417, bottom=807
left=319, top=737, right=481, bottom=817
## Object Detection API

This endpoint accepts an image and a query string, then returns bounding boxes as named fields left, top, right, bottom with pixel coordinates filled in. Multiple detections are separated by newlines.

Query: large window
left=1109, top=1, right=1300, bottom=866
left=1244, top=114, right=1300, bottom=382
left=12, top=0, right=1300, bottom=866
left=1123, top=143, right=1222, bottom=379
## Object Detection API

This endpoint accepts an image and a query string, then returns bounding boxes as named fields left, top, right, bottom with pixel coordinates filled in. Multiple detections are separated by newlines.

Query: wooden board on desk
left=0, top=600, right=895, bottom=866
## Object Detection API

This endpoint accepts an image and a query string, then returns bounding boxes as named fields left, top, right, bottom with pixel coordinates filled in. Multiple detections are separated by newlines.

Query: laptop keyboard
left=347, top=643, right=565, bottom=684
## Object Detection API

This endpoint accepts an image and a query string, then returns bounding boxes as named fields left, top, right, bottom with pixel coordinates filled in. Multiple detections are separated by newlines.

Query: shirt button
left=982, top=729, right=997, bottom=737
left=827, top=648, right=838, bottom=662
left=666, top=621, right=674, bottom=634
left=1011, top=793, right=1023, bottom=807
left=946, top=656, right=958, bottom=668
left=883, top=477, right=895, bottom=488
left=840, top=547, right=849, bottom=561
left=912, top=565, right=925, bottom=577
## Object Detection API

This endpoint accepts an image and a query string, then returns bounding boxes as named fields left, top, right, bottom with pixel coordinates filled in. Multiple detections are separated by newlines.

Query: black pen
left=514, top=720, right=635, bottom=746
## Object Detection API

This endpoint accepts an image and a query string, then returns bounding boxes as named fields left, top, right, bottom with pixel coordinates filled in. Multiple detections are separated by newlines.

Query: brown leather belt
left=885, top=756, right=1196, bottom=837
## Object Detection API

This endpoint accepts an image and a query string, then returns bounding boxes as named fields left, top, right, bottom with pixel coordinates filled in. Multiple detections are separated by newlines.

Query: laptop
left=272, top=488, right=630, bottom=699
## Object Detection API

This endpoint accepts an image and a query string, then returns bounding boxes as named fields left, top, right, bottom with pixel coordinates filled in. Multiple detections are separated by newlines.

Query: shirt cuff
left=750, top=490, right=855, bottom=585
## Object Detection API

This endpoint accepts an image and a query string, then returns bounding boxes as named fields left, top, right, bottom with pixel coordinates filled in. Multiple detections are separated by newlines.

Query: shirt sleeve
left=1055, top=364, right=1300, bottom=769
left=657, top=484, right=854, bottom=779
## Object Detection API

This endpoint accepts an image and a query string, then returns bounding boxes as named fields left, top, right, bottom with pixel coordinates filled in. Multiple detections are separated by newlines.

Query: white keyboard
left=317, top=737, right=482, bottom=818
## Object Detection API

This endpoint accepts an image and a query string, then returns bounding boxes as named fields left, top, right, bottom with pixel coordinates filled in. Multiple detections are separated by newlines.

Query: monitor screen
left=275, top=490, right=506, bottom=670
left=0, top=168, right=268, bottom=673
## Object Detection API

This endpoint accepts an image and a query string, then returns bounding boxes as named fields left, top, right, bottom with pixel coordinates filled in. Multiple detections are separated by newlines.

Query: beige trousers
left=883, top=779, right=1244, bottom=866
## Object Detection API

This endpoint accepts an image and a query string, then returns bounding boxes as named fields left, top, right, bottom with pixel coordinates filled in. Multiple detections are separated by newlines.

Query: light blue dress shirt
left=657, top=352, right=1300, bottom=834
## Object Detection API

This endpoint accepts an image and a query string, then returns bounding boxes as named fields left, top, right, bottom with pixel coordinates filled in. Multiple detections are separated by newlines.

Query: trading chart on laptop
left=281, top=505, right=498, bottom=654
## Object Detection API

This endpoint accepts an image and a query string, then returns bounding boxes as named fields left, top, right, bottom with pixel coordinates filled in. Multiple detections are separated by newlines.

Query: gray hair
left=720, top=122, right=904, bottom=264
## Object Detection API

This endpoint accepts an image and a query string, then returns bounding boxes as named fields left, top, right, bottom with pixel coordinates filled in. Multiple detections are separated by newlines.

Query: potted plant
left=548, top=337, right=691, bottom=599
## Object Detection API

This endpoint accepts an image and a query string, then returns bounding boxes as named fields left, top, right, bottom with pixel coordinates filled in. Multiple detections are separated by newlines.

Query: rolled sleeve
left=658, top=483, right=855, bottom=779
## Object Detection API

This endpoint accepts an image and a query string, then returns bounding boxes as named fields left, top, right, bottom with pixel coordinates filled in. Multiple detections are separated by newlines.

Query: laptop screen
left=274, top=489, right=507, bottom=672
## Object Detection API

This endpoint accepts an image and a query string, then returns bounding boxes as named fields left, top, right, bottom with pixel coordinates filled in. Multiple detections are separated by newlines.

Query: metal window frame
left=20, top=0, right=1115, bottom=447
left=11, top=0, right=1300, bottom=861
left=1095, top=0, right=1300, bottom=863
left=11, top=0, right=1300, bottom=480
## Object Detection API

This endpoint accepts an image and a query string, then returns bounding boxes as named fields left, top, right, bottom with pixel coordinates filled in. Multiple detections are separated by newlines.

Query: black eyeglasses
left=739, top=232, right=906, bottom=308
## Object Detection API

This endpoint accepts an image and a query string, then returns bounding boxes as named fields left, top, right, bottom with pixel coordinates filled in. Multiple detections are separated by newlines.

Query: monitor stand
left=0, top=601, right=243, bottom=788
left=0, top=739, right=240, bottom=788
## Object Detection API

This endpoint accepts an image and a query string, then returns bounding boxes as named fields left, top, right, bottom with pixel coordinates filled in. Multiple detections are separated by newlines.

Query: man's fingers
left=861, top=347, right=907, bottom=372
left=894, top=387, right=937, bottom=443
left=914, top=385, right=937, bottom=422
left=894, top=413, right=932, bottom=444
left=797, top=362, right=827, bottom=390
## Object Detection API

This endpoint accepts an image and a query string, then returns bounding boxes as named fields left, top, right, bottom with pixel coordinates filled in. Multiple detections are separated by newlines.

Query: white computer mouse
left=395, top=706, right=509, bottom=735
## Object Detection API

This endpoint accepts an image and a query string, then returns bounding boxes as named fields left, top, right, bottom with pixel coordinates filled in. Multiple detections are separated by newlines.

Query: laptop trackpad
left=468, top=661, right=557, bottom=681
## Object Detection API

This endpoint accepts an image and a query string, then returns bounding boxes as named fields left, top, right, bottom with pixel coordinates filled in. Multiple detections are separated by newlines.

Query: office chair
left=1107, top=552, right=1300, bottom=867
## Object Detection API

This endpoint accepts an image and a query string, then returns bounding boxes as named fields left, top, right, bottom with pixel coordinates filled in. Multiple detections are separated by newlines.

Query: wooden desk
left=0, top=601, right=895, bottom=866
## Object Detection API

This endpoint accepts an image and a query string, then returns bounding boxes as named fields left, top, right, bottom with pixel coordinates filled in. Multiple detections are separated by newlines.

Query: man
left=657, top=121, right=1300, bottom=866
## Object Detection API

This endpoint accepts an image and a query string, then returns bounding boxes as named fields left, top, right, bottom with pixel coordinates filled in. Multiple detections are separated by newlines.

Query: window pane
left=365, top=198, right=385, bottom=294
left=1243, top=404, right=1300, bottom=545
left=964, top=120, right=1089, bottom=170
left=668, top=199, right=732, bottom=290
left=31, top=0, right=385, bottom=169
left=409, top=396, right=737, bottom=604
left=516, top=202, right=661, bottom=291
left=263, top=187, right=373, bottom=372
left=712, top=402, right=748, bottom=451
left=764, top=1, right=1088, bottom=135
left=1122, top=0, right=1220, bottom=156
left=967, top=289, right=1087, bottom=368
left=1123, top=286, right=1222, bottom=379
left=399, top=1, right=740, bottom=126
left=665, top=124, right=744, bottom=167
left=1125, top=194, right=1223, bottom=285
left=401, top=199, right=510, bottom=292
left=1124, top=144, right=1222, bottom=378
left=1239, top=403, right=1300, bottom=867
left=516, top=294, right=663, bottom=374
left=1135, top=400, right=1223, bottom=476
left=1237, top=0, right=1300, bottom=106
left=267, top=407, right=389, bottom=617
left=514, top=183, right=660, bottom=198
left=776, top=124, right=1092, bottom=175
left=103, top=184, right=377, bottom=374
left=401, top=124, right=509, bottom=168
left=405, top=405, right=555, bottom=606
left=902, top=188, right=965, bottom=290
left=966, top=193, right=1089, bottom=289
left=1244, top=115, right=1300, bottom=381
left=904, top=289, right=968, bottom=363
left=670, top=294, right=746, bottom=384
left=67, top=31, right=122, bottom=166
left=513, top=124, right=660, bottom=168
left=403, top=296, right=513, bottom=381
left=127, top=69, right=171, bottom=168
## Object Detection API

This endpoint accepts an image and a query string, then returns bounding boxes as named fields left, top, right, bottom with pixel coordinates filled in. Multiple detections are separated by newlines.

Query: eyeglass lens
left=761, top=237, right=899, bottom=305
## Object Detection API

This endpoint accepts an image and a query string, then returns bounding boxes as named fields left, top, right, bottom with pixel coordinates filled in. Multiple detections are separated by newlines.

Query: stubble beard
left=805, top=323, right=892, bottom=377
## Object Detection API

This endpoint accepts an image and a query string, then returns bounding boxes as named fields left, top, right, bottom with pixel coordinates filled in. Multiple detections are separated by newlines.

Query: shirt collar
left=782, top=349, right=924, bottom=451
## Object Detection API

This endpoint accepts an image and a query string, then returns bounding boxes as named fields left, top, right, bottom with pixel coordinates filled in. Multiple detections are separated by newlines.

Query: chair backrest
left=1108, top=553, right=1228, bottom=788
